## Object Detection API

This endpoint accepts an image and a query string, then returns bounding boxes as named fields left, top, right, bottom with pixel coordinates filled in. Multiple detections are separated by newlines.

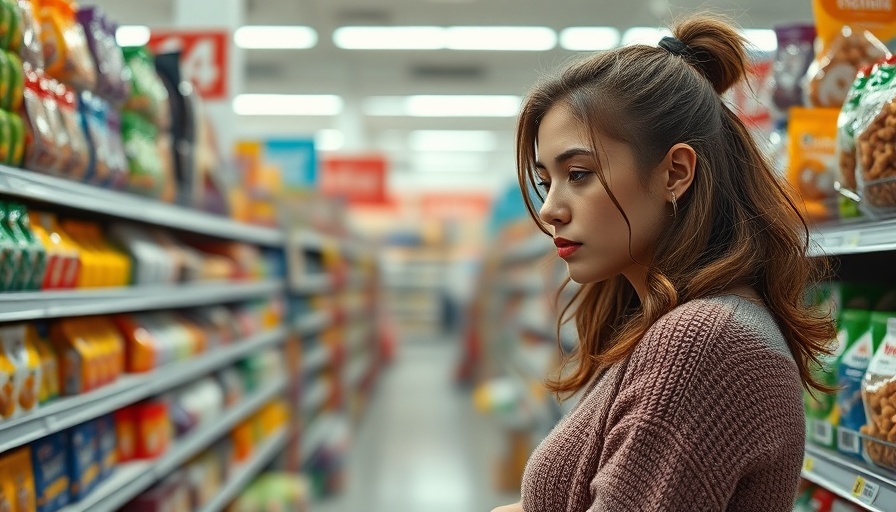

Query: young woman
left=492, top=14, right=835, bottom=512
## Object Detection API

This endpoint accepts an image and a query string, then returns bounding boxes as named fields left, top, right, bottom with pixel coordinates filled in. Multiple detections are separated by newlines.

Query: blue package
left=31, top=432, right=71, bottom=512
left=95, top=413, right=117, bottom=480
left=66, top=421, right=100, bottom=501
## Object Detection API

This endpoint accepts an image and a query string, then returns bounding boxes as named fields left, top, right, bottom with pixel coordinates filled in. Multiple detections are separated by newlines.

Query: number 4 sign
left=148, top=30, right=229, bottom=100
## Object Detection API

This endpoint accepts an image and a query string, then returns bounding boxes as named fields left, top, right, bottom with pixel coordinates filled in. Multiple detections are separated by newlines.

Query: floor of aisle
left=313, top=336, right=520, bottom=512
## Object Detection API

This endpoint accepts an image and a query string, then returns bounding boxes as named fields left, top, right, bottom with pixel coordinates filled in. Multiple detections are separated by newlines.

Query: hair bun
left=672, top=14, right=749, bottom=95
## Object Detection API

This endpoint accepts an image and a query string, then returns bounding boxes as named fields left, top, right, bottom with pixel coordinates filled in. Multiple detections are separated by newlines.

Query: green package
left=10, top=203, right=45, bottom=290
left=0, top=200, right=22, bottom=290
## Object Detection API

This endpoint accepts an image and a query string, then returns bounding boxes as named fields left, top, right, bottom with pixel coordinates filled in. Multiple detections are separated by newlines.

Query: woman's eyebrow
left=534, top=147, right=595, bottom=169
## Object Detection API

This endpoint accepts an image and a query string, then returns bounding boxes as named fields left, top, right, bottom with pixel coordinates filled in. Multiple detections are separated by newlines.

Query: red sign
left=148, top=30, right=229, bottom=100
left=320, top=155, right=388, bottom=205
left=420, top=193, right=491, bottom=219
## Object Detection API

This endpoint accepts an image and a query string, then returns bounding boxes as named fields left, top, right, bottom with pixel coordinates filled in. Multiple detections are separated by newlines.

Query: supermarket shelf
left=197, top=429, right=288, bottom=512
left=292, top=273, right=333, bottom=294
left=0, top=327, right=287, bottom=454
left=802, top=444, right=896, bottom=512
left=346, top=354, right=371, bottom=391
left=59, top=377, right=287, bottom=512
left=0, top=165, right=283, bottom=246
left=300, top=413, right=338, bottom=465
left=301, top=381, right=329, bottom=415
left=810, top=219, right=896, bottom=256
left=302, top=343, right=331, bottom=375
left=295, top=310, right=334, bottom=336
left=0, top=280, right=284, bottom=322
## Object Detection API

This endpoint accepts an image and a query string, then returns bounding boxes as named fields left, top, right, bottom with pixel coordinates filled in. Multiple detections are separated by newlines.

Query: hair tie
left=658, top=36, right=694, bottom=60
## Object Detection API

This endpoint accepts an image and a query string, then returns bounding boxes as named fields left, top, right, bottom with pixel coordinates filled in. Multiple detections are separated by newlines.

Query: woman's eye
left=536, top=179, right=551, bottom=192
left=569, top=170, right=591, bottom=183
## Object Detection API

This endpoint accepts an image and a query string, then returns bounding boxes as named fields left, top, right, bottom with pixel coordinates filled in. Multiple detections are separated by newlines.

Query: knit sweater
left=520, top=295, right=805, bottom=512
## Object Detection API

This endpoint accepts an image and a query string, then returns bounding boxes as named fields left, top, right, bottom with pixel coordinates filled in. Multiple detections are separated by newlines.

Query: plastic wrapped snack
left=806, top=26, right=889, bottom=109
left=772, top=23, right=816, bottom=116
left=22, top=66, right=55, bottom=172
left=38, top=0, right=96, bottom=91
left=836, top=64, right=876, bottom=193
left=854, top=57, right=896, bottom=210
left=861, top=317, right=896, bottom=471
left=17, top=0, right=43, bottom=69
left=76, top=6, right=130, bottom=105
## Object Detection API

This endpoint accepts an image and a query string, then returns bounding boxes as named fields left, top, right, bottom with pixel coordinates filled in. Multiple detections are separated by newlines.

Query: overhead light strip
left=233, top=94, right=344, bottom=116
left=334, top=26, right=556, bottom=51
left=363, top=95, right=522, bottom=117
left=235, top=26, right=318, bottom=49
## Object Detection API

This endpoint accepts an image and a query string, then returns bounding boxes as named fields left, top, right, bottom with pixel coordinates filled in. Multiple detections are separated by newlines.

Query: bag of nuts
left=836, top=64, right=876, bottom=194
left=853, top=56, right=896, bottom=212
left=807, top=0, right=896, bottom=109
left=860, top=316, right=896, bottom=471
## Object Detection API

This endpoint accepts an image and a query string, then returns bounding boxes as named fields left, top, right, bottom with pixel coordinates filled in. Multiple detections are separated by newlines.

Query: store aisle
left=314, top=337, right=520, bottom=512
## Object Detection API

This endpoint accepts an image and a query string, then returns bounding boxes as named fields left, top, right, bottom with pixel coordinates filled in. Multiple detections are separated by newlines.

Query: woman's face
left=535, top=104, right=669, bottom=289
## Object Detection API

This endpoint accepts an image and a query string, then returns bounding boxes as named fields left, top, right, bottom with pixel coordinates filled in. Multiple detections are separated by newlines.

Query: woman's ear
left=664, top=143, right=697, bottom=199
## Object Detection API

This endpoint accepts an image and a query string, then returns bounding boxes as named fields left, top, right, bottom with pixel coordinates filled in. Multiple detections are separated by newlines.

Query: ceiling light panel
left=559, top=27, right=620, bottom=51
left=445, top=27, right=556, bottom=51
left=334, top=26, right=557, bottom=51
left=621, top=27, right=672, bottom=46
left=364, top=95, right=521, bottom=117
left=333, top=26, right=445, bottom=50
left=409, top=130, right=498, bottom=152
left=741, top=29, right=777, bottom=53
left=233, top=94, right=344, bottom=116
left=116, top=25, right=151, bottom=47
left=315, top=129, right=345, bottom=151
left=235, top=26, right=318, bottom=49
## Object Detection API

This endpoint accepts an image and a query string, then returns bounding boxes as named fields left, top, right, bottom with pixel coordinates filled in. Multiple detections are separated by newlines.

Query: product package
left=75, top=6, right=129, bottom=105
left=0, top=446, right=37, bottom=512
left=30, top=432, right=70, bottom=512
left=0, top=0, right=24, bottom=53
left=18, top=0, right=44, bottom=69
left=806, top=0, right=895, bottom=108
left=65, top=420, right=99, bottom=502
left=26, top=323, right=57, bottom=404
left=38, top=0, right=96, bottom=91
left=22, top=66, right=56, bottom=173
left=861, top=316, right=896, bottom=471
left=772, top=23, right=816, bottom=118
left=836, top=308, right=876, bottom=458
left=95, top=413, right=116, bottom=481
left=853, top=57, right=896, bottom=213
left=1, top=324, right=40, bottom=418
left=121, top=110, right=165, bottom=197
left=837, top=63, right=876, bottom=196
left=787, top=107, right=841, bottom=222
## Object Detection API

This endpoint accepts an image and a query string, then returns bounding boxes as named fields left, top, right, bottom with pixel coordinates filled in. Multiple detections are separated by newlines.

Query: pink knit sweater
left=520, top=295, right=805, bottom=512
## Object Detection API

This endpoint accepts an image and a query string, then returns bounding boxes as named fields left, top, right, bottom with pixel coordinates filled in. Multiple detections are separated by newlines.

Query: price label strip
left=852, top=476, right=880, bottom=505
left=802, top=456, right=814, bottom=472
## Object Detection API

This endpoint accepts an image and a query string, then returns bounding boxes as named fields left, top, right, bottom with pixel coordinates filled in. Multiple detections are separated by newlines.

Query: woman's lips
left=554, top=238, right=582, bottom=258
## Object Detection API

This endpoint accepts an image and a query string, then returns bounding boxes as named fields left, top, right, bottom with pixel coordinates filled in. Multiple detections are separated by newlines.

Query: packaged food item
left=50, top=317, right=100, bottom=395
left=29, top=212, right=79, bottom=289
left=75, top=6, right=129, bottom=105
left=77, top=91, right=111, bottom=186
left=806, top=0, right=895, bottom=108
left=787, top=107, right=841, bottom=222
left=18, top=0, right=43, bottom=69
left=108, top=222, right=174, bottom=286
left=1, top=324, right=39, bottom=418
left=4, top=50, right=22, bottom=112
left=836, top=308, right=876, bottom=458
left=38, top=75, right=70, bottom=177
left=114, top=406, right=137, bottom=463
left=22, top=66, right=56, bottom=172
left=121, top=110, right=165, bottom=197
left=854, top=57, right=896, bottom=211
left=65, top=420, right=99, bottom=501
left=30, top=432, right=70, bottom=512
left=112, top=313, right=159, bottom=373
left=861, top=316, right=896, bottom=471
left=95, top=413, right=116, bottom=481
left=26, top=323, right=57, bottom=404
left=186, top=451, right=222, bottom=509
left=133, top=399, right=171, bottom=459
left=8, top=111, right=24, bottom=167
left=122, top=45, right=169, bottom=128
left=1, top=447, right=37, bottom=512
left=105, top=108, right=129, bottom=189
left=0, top=201, right=23, bottom=291
left=0, top=0, right=23, bottom=52
left=125, top=472, right=190, bottom=512
left=835, top=59, right=872, bottom=193
left=773, top=23, right=817, bottom=115
left=38, top=0, right=95, bottom=91
left=53, top=82, right=88, bottom=181
left=9, top=203, right=47, bottom=291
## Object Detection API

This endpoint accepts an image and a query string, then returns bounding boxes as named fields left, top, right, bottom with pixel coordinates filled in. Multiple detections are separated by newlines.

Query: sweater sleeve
left=588, top=299, right=805, bottom=512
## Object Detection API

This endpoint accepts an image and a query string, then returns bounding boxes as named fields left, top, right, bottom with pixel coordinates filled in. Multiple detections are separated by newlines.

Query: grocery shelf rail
left=0, top=327, right=287, bottom=454
left=802, top=444, right=896, bottom=512
left=0, top=280, right=283, bottom=322
left=58, top=376, right=288, bottom=512
left=810, top=218, right=896, bottom=256
left=0, top=165, right=284, bottom=247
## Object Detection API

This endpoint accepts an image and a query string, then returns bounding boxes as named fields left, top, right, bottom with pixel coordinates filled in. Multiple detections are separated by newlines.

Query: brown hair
left=516, top=13, right=836, bottom=396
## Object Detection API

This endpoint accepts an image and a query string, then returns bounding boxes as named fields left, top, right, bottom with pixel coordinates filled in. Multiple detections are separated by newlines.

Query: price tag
left=843, top=230, right=861, bottom=249
left=802, top=456, right=814, bottom=472
left=851, top=476, right=880, bottom=505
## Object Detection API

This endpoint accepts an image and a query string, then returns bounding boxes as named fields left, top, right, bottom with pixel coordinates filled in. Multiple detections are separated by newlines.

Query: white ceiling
left=90, top=0, right=814, bottom=193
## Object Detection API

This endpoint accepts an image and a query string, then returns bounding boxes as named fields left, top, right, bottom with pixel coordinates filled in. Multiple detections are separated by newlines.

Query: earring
left=670, top=192, right=678, bottom=217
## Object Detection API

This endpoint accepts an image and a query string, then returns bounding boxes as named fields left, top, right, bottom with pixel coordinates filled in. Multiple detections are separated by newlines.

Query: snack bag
left=787, top=107, right=841, bottom=222
left=837, top=63, right=876, bottom=194
left=854, top=56, right=896, bottom=211
left=38, top=75, right=70, bottom=177
left=861, top=317, right=896, bottom=471
left=18, top=0, right=44, bottom=69
left=30, top=432, right=70, bottom=512
left=26, top=323, right=57, bottom=404
left=37, top=0, right=95, bottom=91
left=0, top=324, right=38, bottom=418
left=22, top=66, right=57, bottom=173
left=772, top=23, right=816, bottom=116
left=54, top=82, right=88, bottom=181
left=806, top=0, right=896, bottom=108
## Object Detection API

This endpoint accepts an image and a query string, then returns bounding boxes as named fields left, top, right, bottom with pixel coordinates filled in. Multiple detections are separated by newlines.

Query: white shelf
left=810, top=219, right=896, bottom=256
left=0, top=327, right=286, bottom=453
left=0, top=280, right=283, bottom=322
left=197, top=429, right=288, bottom=512
left=291, top=273, right=333, bottom=294
left=295, top=310, right=334, bottom=336
left=0, top=165, right=283, bottom=246
left=59, top=377, right=287, bottom=512
left=302, top=343, right=330, bottom=375
left=802, top=444, right=896, bottom=511
left=301, top=380, right=329, bottom=416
